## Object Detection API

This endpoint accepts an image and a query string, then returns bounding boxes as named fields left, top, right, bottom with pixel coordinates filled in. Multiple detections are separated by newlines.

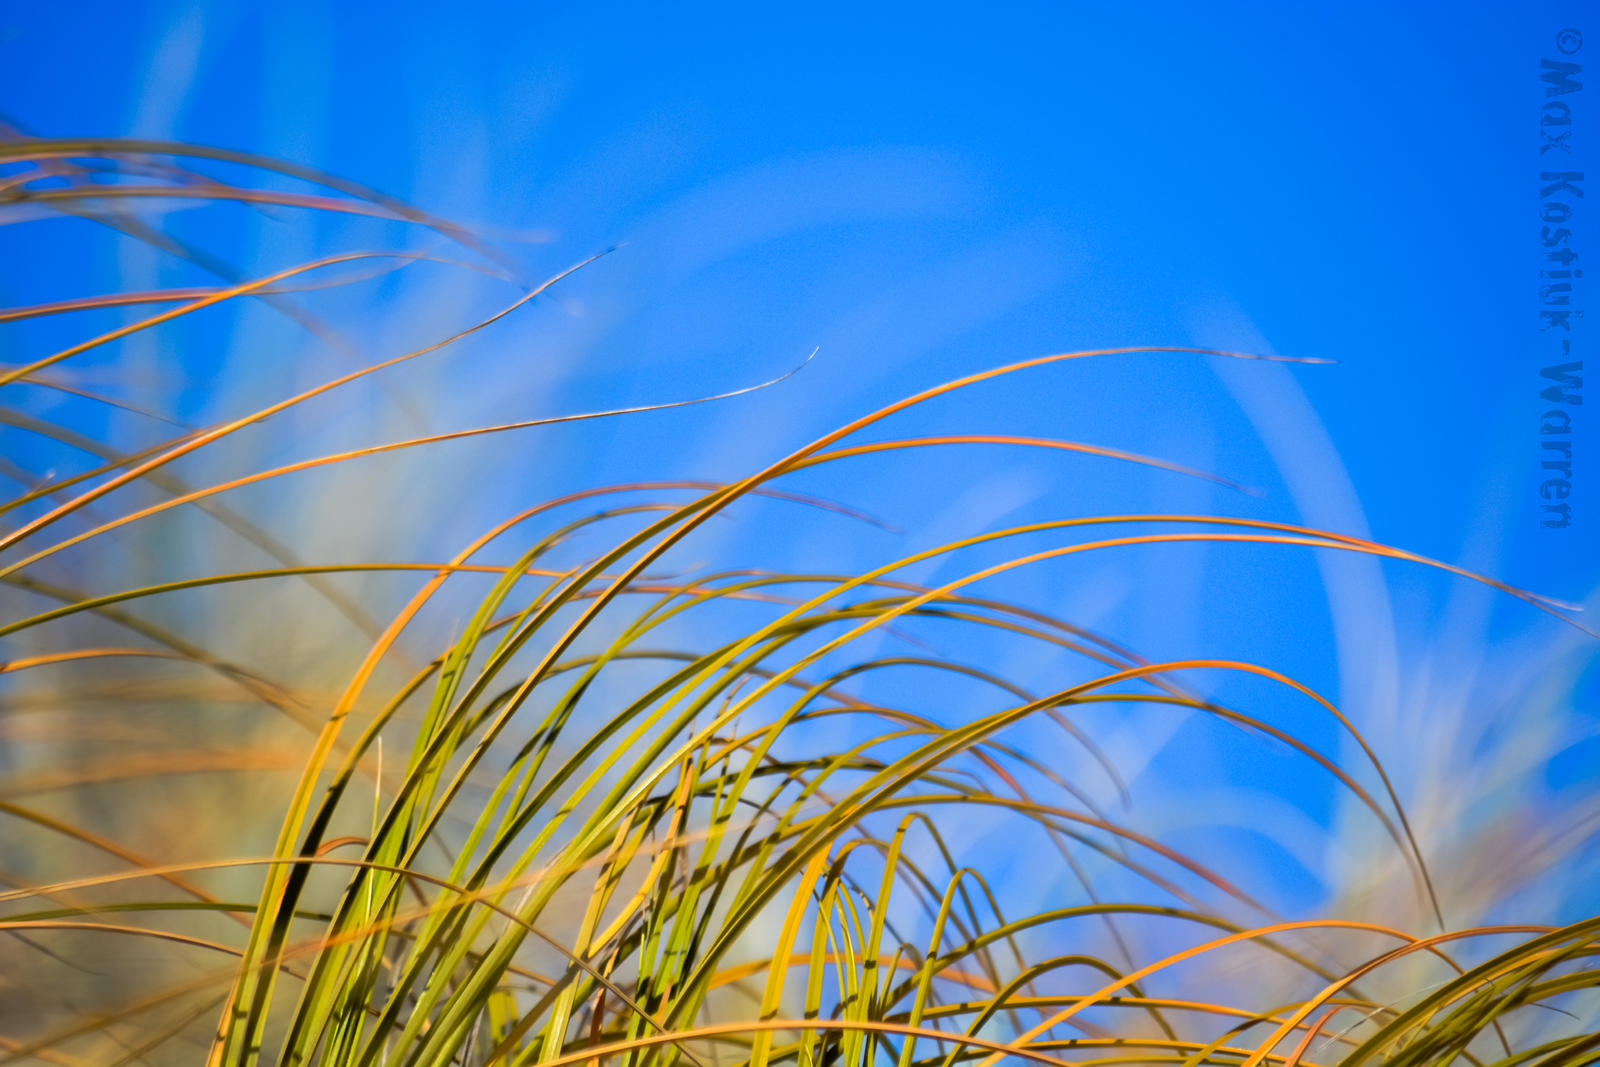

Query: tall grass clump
left=0, top=137, right=1596, bottom=1067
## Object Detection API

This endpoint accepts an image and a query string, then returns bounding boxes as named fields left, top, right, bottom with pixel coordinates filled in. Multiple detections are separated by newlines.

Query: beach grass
left=0, top=137, right=1596, bottom=1067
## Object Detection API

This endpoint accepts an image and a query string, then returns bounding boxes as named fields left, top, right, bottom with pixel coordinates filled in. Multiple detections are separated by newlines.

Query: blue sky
left=3, top=2, right=1597, bottom=921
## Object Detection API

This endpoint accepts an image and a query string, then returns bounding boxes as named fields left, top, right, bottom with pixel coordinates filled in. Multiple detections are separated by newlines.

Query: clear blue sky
left=3, top=2, right=1596, bottom=921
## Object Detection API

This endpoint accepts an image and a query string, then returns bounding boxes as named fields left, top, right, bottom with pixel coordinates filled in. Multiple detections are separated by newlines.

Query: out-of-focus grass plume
left=1, top=137, right=1597, bottom=1067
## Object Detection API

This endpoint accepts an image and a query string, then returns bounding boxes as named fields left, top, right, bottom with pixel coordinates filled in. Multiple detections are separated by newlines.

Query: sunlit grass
left=1, top=138, right=1596, bottom=1067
